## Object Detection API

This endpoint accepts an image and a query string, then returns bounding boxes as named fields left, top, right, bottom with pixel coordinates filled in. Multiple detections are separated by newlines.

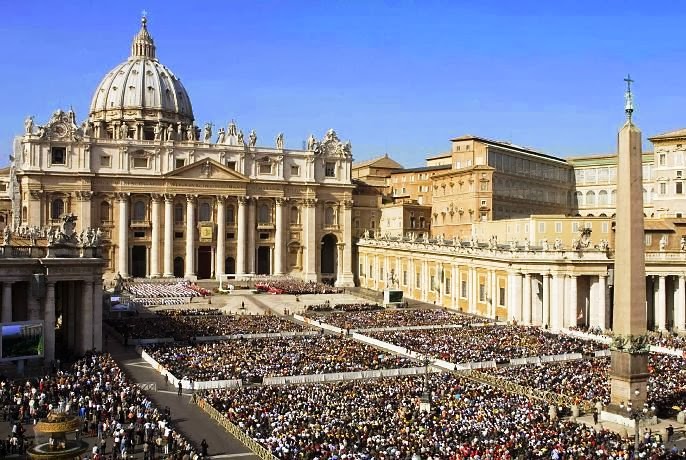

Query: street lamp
left=419, top=357, right=431, bottom=413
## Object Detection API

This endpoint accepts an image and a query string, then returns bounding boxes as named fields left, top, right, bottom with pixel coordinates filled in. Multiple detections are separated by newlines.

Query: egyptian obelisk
left=608, top=75, right=649, bottom=410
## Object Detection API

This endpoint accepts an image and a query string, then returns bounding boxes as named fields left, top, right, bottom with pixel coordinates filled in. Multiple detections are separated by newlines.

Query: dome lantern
left=131, top=16, right=156, bottom=59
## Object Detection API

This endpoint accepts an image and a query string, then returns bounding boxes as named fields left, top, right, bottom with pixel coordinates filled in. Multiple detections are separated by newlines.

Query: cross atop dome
left=131, top=12, right=155, bottom=59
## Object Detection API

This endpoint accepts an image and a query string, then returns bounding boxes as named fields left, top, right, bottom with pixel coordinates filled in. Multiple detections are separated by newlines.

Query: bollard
left=571, top=404, right=579, bottom=418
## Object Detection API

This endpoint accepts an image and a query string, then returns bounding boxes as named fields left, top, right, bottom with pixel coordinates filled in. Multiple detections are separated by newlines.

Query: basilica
left=8, top=17, right=355, bottom=286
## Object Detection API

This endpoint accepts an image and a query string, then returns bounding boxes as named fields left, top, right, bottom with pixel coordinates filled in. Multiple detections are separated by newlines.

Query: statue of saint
left=166, top=125, right=175, bottom=141
left=228, top=120, right=237, bottom=137
left=81, top=121, right=92, bottom=137
left=275, top=132, right=284, bottom=149
left=216, top=128, right=226, bottom=144
left=306, top=134, right=317, bottom=151
left=203, top=123, right=212, bottom=143
left=249, top=129, right=257, bottom=147
left=154, top=123, right=162, bottom=140
left=659, top=235, right=667, bottom=251
left=119, top=124, right=128, bottom=140
left=24, top=116, right=34, bottom=134
left=237, top=130, right=245, bottom=146
left=681, top=236, right=686, bottom=252
left=177, top=123, right=183, bottom=139
left=187, top=125, right=196, bottom=141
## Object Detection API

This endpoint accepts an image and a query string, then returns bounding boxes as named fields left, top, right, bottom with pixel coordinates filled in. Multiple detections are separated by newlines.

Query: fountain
left=26, top=408, right=89, bottom=460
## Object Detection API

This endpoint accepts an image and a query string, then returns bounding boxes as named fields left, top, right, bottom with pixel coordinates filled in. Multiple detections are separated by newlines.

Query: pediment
left=164, top=159, right=248, bottom=181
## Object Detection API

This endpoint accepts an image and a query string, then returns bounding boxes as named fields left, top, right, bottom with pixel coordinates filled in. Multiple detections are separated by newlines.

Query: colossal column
left=163, top=195, right=174, bottom=277
left=116, top=193, right=129, bottom=278
left=236, top=197, right=248, bottom=276
left=92, top=281, right=103, bottom=350
left=216, top=196, right=226, bottom=279
left=303, top=198, right=318, bottom=281
left=247, top=197, right=257, bottom=274
left=274, top=198, right=285, bottom=275
left=566, top=275, right=578, bottom=328
left=607, top=76, right=649, bottom=412
left=2, top=282, right=12, bottom=323
left=336, top=199, right=355, bottom=287
left=150, top=194, right=162, bottom=277
left=43, top=282, right=56, bottom=364
left=76, top=191, right=93, bottom=233
left=80, top=281, right=93, bottom=353
left=184, top=195, right=196, bottom=278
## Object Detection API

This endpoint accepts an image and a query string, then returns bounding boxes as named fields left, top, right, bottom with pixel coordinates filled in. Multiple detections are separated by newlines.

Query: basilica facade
left=10, top=18, right=355, bottom=286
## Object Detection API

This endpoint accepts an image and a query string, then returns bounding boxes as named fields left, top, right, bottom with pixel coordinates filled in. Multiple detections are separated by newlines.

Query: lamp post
left=620, top=390, right=656, bottom=452
left=419, top=357, right=431, bottom=413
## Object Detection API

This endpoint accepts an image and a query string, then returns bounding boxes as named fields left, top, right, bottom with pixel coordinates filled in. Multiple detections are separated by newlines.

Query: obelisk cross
left=624, top=74, right=634, bottom=120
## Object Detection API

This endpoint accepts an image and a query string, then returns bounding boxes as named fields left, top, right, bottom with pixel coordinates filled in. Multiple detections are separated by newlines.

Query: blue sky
left=1, top=1, right=685, bottom=167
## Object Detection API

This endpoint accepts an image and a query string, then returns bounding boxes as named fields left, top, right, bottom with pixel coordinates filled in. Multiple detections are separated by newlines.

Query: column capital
left=238, top=196, right=250, bottom=205
left=216, top=195, right=230, bottom=203
left=75, top=190, right=94, bottom=201
left=29, top=189, right=44, bottom=199
left=303, top=198, right=318, bottom=208
left=275, top=197, right=289, bottom=206
left=186, top=194, right=197, bottom=203
left=163, top=193, right=175, bottom=202
left=342, top=199, right=354, bottom=209
left=151, top=193, right=163, bottom=202
left=114, top=192, right=130, bottom=201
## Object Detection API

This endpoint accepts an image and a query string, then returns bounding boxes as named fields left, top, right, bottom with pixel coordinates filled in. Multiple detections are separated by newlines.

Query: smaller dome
left=89, top=17, right=194, bottom=127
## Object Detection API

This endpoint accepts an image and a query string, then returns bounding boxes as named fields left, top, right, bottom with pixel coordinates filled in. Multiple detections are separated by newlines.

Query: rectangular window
left=133, top=231, right=145, bottom=238
left=461, top=280, right=467, bottom=298
left=290, top=165, right=300, bottom=176
left=174, top=231, right=183, bottom=238
left=659, top=154, right=666, bottom=166
left=480, top=181, right=488, bottom=191
left=480, top=199, right=487, bottom=207
left=416, top=272, right=421, bottom=288
left=677, top=182, right=683, bottom=195
left=499, top=287, right=506, bottom=306
left=572, top=222, right=579, bottom=232
left=645, top=234, right=652, bottom=246
left=602, top=222, right=609, bottom=233
left=555, top=222, right=562, bottom=233
left=51, top=147, right=66, bottom=165
left=379, top=267, right=384, bottom=281
left=325, top=162, right=336, bottom=177
left=226, top=232, right=235, bottom=239
left=259, top=233, right=269, bottom=240
left=100, top=155, right=111, bottom=167
left=538, top=222, right=546, bottom=233
left=259, top=163, right=272, bottom=174
left=478, top=284, right=486, bottom=302
left=226, top=161, right=236, bottom=170
left=445, top=278, right=450, bottom=295
left=660, top=182, right=667, bottom=195
left=678, top=170, right=683, bottom=178
left=403, top=270, right=408, bottom=286
left=430, top=275, right=436, bottom=291
left=133, top=157, right=148, bottom=168
left=175, top=159, right=186, bottom=169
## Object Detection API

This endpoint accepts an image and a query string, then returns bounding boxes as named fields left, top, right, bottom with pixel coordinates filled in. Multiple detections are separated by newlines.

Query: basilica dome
left=88, top=17, right=194, bottom=137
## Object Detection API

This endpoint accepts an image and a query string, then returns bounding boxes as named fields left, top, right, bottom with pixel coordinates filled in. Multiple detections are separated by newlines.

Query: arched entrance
left=320, top=234, right=337, bottom=284
left=173, top=257, right=184, bottom=278
left=257, top=247, right=270, bottom=275
left=225, top=257, right=236, bottom=275
left=131, top=246, right=147, bottom=278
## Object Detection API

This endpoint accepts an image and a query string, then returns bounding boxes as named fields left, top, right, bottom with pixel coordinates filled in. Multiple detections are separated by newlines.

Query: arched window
left=325, top=207, right=335, bottom=226
left=226, top=205, right=235, bottom=224
left=174, top=203, right=184, bottom=224
left=51, top=198, right=64, bottom=220
left=643, top=188, right=648, bottom=204
left=585, top=191, right=596, bottom=207
left=258, top=204, right=271, bottom=224
left=100, top=201, right=111, bottom=223
left=610, top=190, right=617, bottom=205
left=133, top=201, right=146, bottom=221
left=290, top=206, right=299, bottom=224
left=22, top=206, right=27, bottom=222
left=199, top=202, right=211, bottom=222
left=598, top=190, right=608, bottom=205
left=575, top=191, right=584, bottom=207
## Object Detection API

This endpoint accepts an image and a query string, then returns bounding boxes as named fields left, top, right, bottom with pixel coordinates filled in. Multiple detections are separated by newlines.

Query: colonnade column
left=566, top=275, right=578, bottom=328
left=675, top=275, right=686, bottom=332
left=336, top=243, right=345, bottom=283
left=236, top=197, right=247, bottom=276
left=150, top=194, right=161, bottom=277
left=468, top=267, right=477, bottom=314
left=451, top=265, right=458, bottom=309
left=549, top=274, right=563, bottom=331
left=303, top=198, right=318, bottom=281
left=489, top=270, right=497, bottom=319
left=656, top=275, right=667, bottom=331
left=509, top=271, right=522, bottom=322
left=80, top=281, right=93, bottom=354
left=184, top=195, right=196, bottom=278
left=337, top=199, right=355, bottom=286
left=247, top=197, right=257, bottom=274
left=2, top=282, right=12, bottom=323
left=216, top=196, right=226, bottom=279
left=163, top=195, right=174, bottom=277
left=591, top=274, right=607, bottom=330
left=43, top=282, right=56, bottom=364
left=92, top=281, right=103, bottom=350
left=274, top=198, right=285, bottom=275
left=542, top=272, right=551, bottom=328
left=522, top=273, right=532, bottom=324
left=116, top=193, right=129, bottom=278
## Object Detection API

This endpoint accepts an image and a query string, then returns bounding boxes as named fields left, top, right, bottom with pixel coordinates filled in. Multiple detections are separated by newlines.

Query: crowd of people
left=106, top=313, right=313, bottom=341
left=254, top=278, right=342, bottom=295
left=304, top=308, right=485, bottom=330
left=0, top=352, right=202, bottom=459
left=305, top=302, right=382, bottom=313
left=123, top=281, right=211, bottom=306
left=145, top=335, right=417, bottom=383
left=479, top=353, right=686, bottom=416
left=201, top=372, right=686, bottom=459
left=368, top=325, right=607, bottom=364
left=156, top=308, right=224, bottom=317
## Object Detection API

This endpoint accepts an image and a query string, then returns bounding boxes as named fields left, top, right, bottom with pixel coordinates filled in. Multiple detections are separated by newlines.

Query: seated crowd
left=106, top=313, right=313, bottom=341
left=254, top=277, right=342, bottom=295
left=0, top=352, right=200, bottom=459
left=123, top=280, right=211, bottom=306
left=305, top=308, right=488, bottom=330
left=201, top=373, right=685, bottom=459
left=479, top=354, right=686, bottom=416
left=305, top=302, right=382, bottom=313
left=156, top=308, right=224, bottom=317
left=145, top=335, right=417, bottom=383
left=368, top=325, right=607, bottom=364
left=570, top=325, right=686, bottom=352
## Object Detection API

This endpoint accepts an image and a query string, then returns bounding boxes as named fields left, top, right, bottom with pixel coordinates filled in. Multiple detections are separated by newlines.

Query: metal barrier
left=138, top=382, right=157, bottom=392
left=195, top=398, right=278, bottom=460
